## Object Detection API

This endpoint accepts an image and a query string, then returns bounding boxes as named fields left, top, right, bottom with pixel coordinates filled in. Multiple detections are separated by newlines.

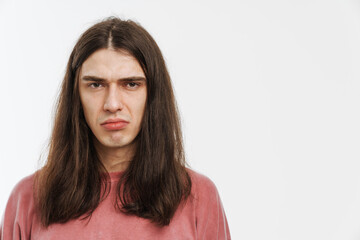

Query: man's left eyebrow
left=81, top=75, right=146, bottom=82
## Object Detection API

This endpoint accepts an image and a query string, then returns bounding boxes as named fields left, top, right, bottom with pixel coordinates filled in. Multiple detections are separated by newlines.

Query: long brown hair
left=35, top=17, right=191, bottom=227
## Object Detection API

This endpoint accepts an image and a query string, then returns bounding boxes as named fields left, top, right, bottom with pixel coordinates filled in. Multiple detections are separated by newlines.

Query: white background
left=1, top=0, right=360, bottom=239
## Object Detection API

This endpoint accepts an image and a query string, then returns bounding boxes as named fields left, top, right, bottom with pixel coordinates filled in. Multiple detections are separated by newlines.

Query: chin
left=103, top=137, right=133, bottom=148
left=102, top=140, right=126, bottom=148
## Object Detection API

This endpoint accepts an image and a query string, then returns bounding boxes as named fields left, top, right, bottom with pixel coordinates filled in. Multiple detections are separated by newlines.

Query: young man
left=1, top=17, right=231, bottom=239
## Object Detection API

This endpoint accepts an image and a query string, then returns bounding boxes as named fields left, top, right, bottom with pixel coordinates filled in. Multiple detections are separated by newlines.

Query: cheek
left=81, top=97, right=99, bottom=127
left=137, top=94, right=147, bottom=119
left=129, top=94, right=146, bottom=127
left=82, top=106, right=92, bottom=124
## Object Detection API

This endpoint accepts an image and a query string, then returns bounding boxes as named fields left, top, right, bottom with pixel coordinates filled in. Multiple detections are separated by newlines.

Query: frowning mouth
left=101, top=118, right=129, bottom=130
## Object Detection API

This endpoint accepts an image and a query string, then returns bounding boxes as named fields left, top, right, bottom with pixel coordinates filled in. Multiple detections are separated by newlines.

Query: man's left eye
left=126, top=82, right=139, bottom=88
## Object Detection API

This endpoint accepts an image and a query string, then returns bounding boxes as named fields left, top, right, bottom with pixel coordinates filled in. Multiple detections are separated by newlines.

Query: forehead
left=80, top=48, right=145, bottom=78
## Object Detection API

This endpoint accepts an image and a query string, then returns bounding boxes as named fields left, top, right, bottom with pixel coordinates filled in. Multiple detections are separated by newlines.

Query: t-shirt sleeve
left=193, top=172, right=231, bottom=240
left=1, top=174, right=35, bottom=240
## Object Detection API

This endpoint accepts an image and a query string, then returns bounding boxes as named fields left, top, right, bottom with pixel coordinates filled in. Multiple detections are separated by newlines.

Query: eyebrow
left=81, top=75, right=146, bottom=82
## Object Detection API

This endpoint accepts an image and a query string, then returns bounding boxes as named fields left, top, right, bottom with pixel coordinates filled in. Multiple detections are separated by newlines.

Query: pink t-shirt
left=1, top=169, right=231, bottom=239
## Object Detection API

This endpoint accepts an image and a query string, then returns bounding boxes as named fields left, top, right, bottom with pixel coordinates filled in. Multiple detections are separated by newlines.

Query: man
left=1, top=17, right=231, bottom=239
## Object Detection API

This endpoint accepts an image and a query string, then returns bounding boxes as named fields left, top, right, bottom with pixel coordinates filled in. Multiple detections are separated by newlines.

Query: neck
left=94, top=139, right=135, bottom=172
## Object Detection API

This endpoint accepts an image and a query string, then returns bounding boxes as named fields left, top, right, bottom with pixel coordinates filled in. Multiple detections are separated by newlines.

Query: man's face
left=79, top=48, right=147, bottom=150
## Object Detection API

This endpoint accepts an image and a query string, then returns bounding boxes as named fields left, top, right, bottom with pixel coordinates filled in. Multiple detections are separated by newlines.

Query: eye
left=88, top=82, right=103, bottom=88
left=125, top=82, right=140, bottom=89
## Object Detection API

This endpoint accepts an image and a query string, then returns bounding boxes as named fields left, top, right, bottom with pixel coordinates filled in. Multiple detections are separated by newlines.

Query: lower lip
left=101, top=122, right=128, bottom=130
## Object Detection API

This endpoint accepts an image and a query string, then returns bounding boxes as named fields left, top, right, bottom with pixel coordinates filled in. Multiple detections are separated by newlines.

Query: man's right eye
left=88, top=83, right=103, bottom=88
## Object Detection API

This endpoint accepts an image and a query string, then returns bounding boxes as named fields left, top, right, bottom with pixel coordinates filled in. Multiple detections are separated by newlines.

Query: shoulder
left=11, top=173, right=36, bottom=197
left=187, top=168, right=215, bottom=186
left=1, top=173, right=38, bottom=239
left=3, top=172, right=37, bottom=219
left=6, top=172, right=37, bottom=210
left=186, top=168, right=219, bottom=199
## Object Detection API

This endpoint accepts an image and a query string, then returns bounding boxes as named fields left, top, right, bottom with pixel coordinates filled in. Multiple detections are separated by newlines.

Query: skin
left=79, top=48, right=147, bottom=172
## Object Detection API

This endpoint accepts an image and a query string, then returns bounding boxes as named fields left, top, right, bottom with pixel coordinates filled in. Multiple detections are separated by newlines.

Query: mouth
left=101, top=118, right=129, bottom=131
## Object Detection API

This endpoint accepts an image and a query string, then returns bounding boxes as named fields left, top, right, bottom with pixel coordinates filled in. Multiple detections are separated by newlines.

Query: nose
left=103, top=85, right=124, bottom=113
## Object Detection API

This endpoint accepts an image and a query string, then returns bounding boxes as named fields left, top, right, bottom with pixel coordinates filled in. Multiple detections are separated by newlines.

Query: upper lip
left=101, top=118, right=129, bottom=125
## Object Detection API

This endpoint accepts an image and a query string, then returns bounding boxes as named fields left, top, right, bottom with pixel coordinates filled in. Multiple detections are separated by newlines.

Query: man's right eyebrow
left=81, top=76, right=106, bottom=82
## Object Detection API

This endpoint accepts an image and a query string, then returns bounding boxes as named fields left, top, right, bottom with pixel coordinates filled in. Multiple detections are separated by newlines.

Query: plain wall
left=1, top=0, right=360, bottom=239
